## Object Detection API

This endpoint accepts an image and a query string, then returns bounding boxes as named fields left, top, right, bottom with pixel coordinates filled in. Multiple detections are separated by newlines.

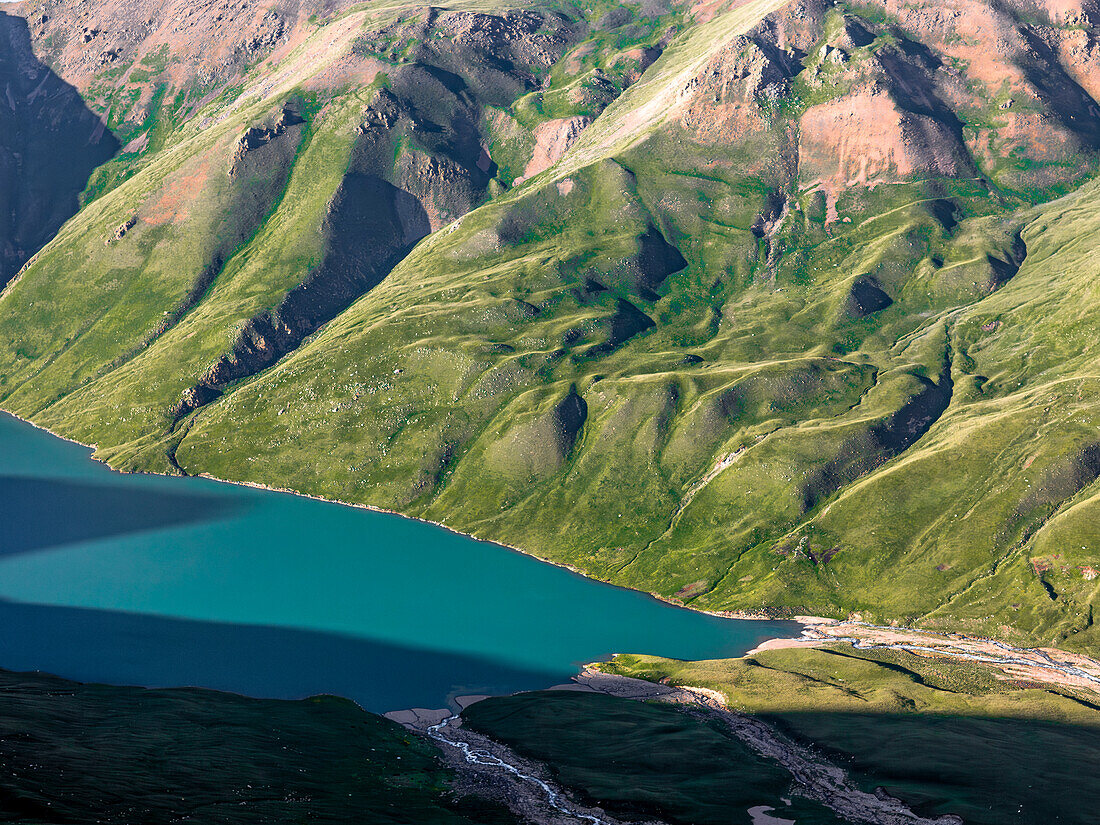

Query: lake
left=0, top=412, right=797, bottom=712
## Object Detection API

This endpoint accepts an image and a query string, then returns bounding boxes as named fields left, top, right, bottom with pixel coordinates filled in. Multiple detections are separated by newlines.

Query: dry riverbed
left=388, top=703, right=664, bottom=825
left=751, top=616, right=1100, bottom=696
left=389, top=670, right=961, bottom=825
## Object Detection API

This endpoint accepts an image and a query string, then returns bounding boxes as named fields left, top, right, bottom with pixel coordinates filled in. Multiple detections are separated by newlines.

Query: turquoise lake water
left=0, top=413, right=797, bottom=711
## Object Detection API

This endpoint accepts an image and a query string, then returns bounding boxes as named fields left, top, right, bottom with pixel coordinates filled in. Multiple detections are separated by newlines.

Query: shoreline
left=10, top=407, right=1100, bottom=700
left=0, top=407, right=806, bottom=631
left=393, top=670, right=961, bottom=825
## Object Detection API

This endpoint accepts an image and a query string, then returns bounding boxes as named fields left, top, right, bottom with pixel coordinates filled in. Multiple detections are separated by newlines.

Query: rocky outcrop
left=106, top=215, right=137, bottom=244
left=351, top=7, right=575, bottom=104
left=440, top=9, right=572, bottom=73
left=229, top=107, right=305, bottom=177
left=672, top=0, right=1100, bottom=210
left=677, top=31, right=803, bottom=145
left=20, top=0, right=310, bottom=98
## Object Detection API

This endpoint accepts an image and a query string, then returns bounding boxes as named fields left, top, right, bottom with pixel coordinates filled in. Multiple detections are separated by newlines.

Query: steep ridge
left=0, top=3, right=597, bottom=453
left=128, top=106, right=308, bottom=376
left=0, top=12, right=118, bottom=286
left=170, top=122, right=432, bottom=423
left=0, top=94, right=310, bottom=426
left=166, top=12, right=581, bottom=422
left=2, top=0, right=1100, bottom=650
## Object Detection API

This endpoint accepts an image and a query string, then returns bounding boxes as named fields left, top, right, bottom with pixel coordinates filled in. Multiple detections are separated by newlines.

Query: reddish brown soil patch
left=142, top=152, right=220, bottom=227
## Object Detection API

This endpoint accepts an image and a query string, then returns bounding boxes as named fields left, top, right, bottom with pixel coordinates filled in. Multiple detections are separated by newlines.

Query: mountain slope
left=2, top=0, right=1100, bottom=650
left=0, top=12, right=119, bottom=286
left=0, top=668, right=515, bottom=825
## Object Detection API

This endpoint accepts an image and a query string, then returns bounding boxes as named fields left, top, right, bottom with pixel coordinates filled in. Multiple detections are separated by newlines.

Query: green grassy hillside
left=3, top=0, right=1100, bottom=649
left=0, top=668, right=515, bottom=824
left=463, top=690, right=846, bottom=825
left=599, top=646, right=1100, bottom=824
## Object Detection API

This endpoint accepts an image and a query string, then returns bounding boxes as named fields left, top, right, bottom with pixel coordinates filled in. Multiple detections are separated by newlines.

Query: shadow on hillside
left=464, top=690, right=1100, bottom=825
left=0, top=12, right=119, bottom=286
left=764, top=710, right=1100, bottom=825
left=0, top=668, right=513, bottom=825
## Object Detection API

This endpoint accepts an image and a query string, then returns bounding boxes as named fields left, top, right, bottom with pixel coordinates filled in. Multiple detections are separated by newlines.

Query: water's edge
left=0, top=407, right=807, bottom=630
left=0, top=407, right=805, bottom=716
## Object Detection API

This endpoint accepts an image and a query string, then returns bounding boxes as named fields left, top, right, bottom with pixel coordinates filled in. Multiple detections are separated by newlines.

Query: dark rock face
left=0, top=12, right=119, bottom=286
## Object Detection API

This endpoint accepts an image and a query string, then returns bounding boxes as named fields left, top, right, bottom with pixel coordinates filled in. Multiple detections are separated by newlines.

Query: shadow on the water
left=0, top=12, right=120, bottom=286
left=0, top=476, right=242, bottom=556
left=0, top=600, right=564, bottom=712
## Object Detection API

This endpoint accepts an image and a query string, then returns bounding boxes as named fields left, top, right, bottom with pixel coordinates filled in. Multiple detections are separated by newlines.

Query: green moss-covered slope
left=3, top=0, right=1100, bottom=649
